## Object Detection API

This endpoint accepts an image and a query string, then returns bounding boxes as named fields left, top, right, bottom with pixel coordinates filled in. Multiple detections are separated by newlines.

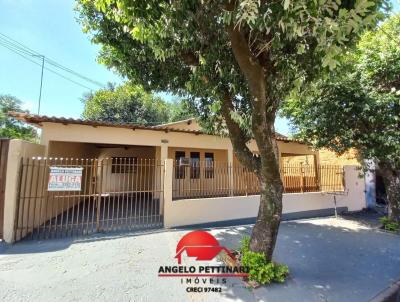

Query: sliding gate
left=14, top=158, right=164, bottom=241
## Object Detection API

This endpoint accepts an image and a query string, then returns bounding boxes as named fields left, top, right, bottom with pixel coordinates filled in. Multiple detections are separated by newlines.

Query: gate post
left=0, top=139, right=10, bottom=239
left=163, top=159, right=173, bottom=228
left=343, top=165, right=366, bottom=211
left=228, top=147, right=234, bottom=196
left=3, top=143, right=23, bottom=243
left=96, top=160, right=103, bottom=232
left=3, top=140, right=45, bottom=243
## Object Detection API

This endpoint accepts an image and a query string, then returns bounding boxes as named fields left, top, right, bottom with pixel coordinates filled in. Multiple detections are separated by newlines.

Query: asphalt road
left=0, top=216, right=399, bottom=302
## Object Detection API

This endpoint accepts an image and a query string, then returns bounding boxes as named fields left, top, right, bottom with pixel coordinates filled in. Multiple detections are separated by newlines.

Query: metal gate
left=14, top=157, right=164, bottom=241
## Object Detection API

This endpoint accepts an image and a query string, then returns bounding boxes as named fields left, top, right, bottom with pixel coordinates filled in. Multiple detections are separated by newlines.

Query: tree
left=0, top=95, right=37, bottom=141
left=169, top=98, right=197, bottom=123
left=82, top=83, right=170, bottom=124
left=77, top=0, right=387, bottom=260
left=283, top=14, right=400, bottom=221
left=82, top=82, right=195, bottom=124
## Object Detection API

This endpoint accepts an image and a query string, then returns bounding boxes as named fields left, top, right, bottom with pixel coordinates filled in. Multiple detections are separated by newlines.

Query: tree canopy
left=82, top=83, right=195, bottom=124
left=77, top=0, right=388, bottom=259
left=0, top=95, right=37, bottom=141
left=77, top=0, right=388, bottom=134
left=283, top=14, right=400, bottom=220
left=284, top=13, right=400, bottom=170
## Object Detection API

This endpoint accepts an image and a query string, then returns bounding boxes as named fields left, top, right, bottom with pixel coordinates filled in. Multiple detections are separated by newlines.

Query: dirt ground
left=1, top=215, right=400, bottom=302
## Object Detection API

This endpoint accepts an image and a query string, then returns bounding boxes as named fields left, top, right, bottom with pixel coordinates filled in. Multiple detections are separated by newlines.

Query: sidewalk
left=1, top=216, right=399, bottom=301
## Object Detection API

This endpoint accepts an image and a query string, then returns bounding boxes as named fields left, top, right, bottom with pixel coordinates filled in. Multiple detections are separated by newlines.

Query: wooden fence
left=172, top=161, right=344, bottom=199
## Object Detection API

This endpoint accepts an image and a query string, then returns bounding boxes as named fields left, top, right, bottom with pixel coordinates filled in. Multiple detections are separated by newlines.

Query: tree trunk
left=250, top=162, right=283, bottom=261
left=380, top=166, right=400, bottom=222
left=225, top=24, right=284, bottom=261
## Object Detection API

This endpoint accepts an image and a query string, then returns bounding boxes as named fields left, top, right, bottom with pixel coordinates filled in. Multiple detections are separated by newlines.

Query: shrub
left=380, top=217, right=400, bottom=233
left=239, top=236, right=289, bottom=285
left=240, top=236, right=251, bottom=254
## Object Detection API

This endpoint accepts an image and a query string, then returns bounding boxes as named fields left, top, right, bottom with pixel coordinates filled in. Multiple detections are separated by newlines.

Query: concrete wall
left=47, top=141, right=159, bottom=194
left=48, top=141, right=99, bottom=158
left=40, top=123, right=231, bottom=151
left=3, top=140, right=46, bottom=243
left=319, top=148, right=359, bottom=165
left=164, top=165, right=366, bottom=228
left=281, top=154, right=316, bottom=166
left=161, top=119, right=201, bottom=131
left=97, top=146, right=156, bottom=193
left=40, top=123, right=318, bottom=161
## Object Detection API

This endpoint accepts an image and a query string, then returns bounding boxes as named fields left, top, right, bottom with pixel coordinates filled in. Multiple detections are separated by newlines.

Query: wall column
left=344, top=165, right=366, bottom=211
left=163, top=158, right=173, bottom=227
left=160, top=143, right=168, bottom=162
left=158, top=144, right=169, bottom=216
left=363, top=159, right=376, bottom=209
left=228, top=147, right=234, bottom=196
left=3, top=140, right=45, bottom=243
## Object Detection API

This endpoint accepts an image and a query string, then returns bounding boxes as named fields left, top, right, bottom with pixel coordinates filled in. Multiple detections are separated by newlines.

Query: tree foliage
left=77, top=0, right=387, bottom=132
left=168, top=98, right=196, bottom=122
left=76, top=0, right=388, bottom=259
left=0, top=95, right=37, bottom=141
left=283, top=14, right=400, bottom=220
left=82, top=83, right=194, bottom=124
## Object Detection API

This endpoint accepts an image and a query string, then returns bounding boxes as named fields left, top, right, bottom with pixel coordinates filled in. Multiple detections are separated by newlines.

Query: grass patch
left=239, top=236, right=289, bottom=285
left=380, top=217, right=400, bottom=233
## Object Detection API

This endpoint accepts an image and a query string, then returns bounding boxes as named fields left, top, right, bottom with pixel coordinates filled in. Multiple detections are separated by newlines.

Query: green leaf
left=283, top=0, right=290, bottom=10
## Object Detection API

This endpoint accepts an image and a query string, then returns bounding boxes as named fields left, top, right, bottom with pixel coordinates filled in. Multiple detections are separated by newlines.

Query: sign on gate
left=48, top=167, right=83, bottom=191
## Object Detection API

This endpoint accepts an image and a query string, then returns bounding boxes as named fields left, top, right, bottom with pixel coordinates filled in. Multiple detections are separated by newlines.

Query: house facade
left=11, top=112, right=328, bottom=196
left=1, top=112, right=365, bottom=243
left=13, top=113, right=319, bottom=165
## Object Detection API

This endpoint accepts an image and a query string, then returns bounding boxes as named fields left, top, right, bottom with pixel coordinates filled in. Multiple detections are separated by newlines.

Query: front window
left=175, top=151, right=186, bottom=179
left=190, top=152, right=200, bottom=179
left=204, top=152, right=214, bottom=178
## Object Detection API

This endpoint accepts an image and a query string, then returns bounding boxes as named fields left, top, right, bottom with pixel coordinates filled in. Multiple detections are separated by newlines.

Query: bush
left=240, top=236, right=251, bottom=254
left=380, top=217, right=400, bottom=233
left=239, top=236, right=289, bottom=284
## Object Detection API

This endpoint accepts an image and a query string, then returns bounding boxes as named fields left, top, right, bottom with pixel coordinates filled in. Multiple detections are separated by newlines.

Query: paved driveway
left=1, top=216, right=399, bottom=302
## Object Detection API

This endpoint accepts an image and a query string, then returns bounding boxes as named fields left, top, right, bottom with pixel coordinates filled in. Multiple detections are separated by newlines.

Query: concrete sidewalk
left=1, top=216, right=400, bottom=302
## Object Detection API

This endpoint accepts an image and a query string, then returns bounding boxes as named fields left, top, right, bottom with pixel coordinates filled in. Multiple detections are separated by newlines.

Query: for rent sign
left=48, top=167, right=83, bottom=191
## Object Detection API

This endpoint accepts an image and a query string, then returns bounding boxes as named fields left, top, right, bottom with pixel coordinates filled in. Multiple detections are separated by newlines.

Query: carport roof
left=8, top=111, right=300, bottom=143
left=9, top=111, right=203, bottom=134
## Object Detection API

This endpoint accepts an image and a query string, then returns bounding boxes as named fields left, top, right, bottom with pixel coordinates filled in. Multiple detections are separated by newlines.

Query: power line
left=0, top=32, right=105, bottom=88
left=45, top=57, right=104, bottom=87
left=0, top=33, right=41, bottom=55
left=0, top=40, right=94, bottom=90
left=0, top=38, right=38, bottom=58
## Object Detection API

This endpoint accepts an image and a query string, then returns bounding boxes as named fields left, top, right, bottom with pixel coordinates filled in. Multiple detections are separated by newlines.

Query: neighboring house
left=281, top=148, right=359, bottom=166
left=318, top=148, right=359, bottom=166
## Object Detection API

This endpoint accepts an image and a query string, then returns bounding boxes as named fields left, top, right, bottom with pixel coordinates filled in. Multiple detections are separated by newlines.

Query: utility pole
left=33, top=54, right=45, bottom=115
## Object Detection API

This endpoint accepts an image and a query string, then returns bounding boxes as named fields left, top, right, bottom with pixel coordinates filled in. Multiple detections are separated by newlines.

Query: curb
left=369, top=280, right=400, bottom=302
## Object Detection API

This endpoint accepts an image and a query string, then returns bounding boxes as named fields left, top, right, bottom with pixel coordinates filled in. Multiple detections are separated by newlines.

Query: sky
left=1, top=0, right=399, bottom=135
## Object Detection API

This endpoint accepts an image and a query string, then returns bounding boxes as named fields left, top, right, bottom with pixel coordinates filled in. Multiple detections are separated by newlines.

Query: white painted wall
left=164, top=165, right=366, bottom=228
